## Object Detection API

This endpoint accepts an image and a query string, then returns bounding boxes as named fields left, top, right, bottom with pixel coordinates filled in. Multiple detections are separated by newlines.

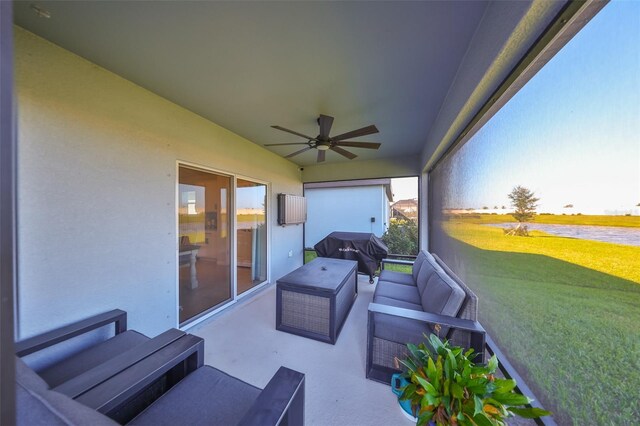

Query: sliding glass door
left=178, top=166, right=269, bottom=325
left=236, top=179, right=267, bottom=294
left=178, top=166, right=231, bottom=324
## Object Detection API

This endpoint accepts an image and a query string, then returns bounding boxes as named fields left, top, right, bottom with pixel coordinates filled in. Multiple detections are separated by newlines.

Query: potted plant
left=395, top=334, right=551, bottom=426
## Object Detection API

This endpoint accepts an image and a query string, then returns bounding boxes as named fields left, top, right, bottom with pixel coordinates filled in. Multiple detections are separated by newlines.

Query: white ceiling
left=14, top=1, right=493, bottom=165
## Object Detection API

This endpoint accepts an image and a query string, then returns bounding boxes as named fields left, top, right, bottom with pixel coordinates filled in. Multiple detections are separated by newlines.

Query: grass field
left=437, top=217, right=640, bottom=424
left=447, top=213, right=640, bottom=228
left=304, top=250, right=412, bottom=274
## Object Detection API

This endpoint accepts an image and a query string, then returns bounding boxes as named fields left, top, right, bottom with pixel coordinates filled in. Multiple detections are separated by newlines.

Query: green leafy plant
left=398, top=334, right=551, bottom=426
left=382, top=219, right=419, bottom=255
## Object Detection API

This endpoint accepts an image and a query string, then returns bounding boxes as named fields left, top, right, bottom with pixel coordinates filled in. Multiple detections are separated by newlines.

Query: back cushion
left=15, top=357, right=118, bottom=426
left=415, top=258, right=437, bottom=296
left=420, top=271, right=465, bottom=318
left=411, top=251, right=428, bottom=282
left=15, top=357, right=49, bottom=392
left=16, top=384, right=66, bottom=426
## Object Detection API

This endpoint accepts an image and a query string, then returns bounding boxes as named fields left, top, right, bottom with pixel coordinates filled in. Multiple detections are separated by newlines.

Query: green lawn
left=304, top=249, right=317, bottom=264
left=448, top=213, right=640, bottom=228
left=437, top=220, right=640, bottom=425
left=304, top=249, right=412, bottom=274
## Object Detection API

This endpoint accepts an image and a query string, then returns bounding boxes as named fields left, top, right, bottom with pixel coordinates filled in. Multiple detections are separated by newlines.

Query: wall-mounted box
left=277, top=194, right=307, bottom=225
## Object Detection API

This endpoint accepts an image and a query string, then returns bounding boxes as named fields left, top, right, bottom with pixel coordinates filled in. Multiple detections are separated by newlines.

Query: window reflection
left=178, top=166, right=232, bottom=324
left=237, top=179, right=267, bottom=294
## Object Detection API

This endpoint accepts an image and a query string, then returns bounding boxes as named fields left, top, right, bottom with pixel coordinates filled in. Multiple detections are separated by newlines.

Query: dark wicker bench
left=277, top=257, right=358, bottom=344
left=366, top=251, right=486, bottom=384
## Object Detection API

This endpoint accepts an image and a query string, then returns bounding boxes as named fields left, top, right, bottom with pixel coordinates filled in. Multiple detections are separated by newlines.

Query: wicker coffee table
left=276, top=257, right=358, bottom=344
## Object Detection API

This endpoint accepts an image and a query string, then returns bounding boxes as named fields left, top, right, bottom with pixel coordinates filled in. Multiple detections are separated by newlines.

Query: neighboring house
left=391, top=198, right=418, bottom=220
left=304, top=180, right=393, bottom=248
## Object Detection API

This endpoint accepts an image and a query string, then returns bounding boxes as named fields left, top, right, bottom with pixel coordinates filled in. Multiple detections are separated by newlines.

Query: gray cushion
left=16, top=385, right=66, bottom=426
left=374, top=281, right=421, bottom=305
left=130, top=366, right=261, bottom=426
left=420, top=270, right=465, bottom=318
left=415, top=258, right=438, bottom=297
left=373, top=295, right=423, bottom=311
left=372, top=300, right=432, bottom=346
left=378, top=269, right=415, bottom=286
left=38, top=330, right=149, bottom=388
left=412, top=251, right=428, bottom=282
left=16, top=357, right=48, bottom=392
left=16, top=357, right=118, bottom=426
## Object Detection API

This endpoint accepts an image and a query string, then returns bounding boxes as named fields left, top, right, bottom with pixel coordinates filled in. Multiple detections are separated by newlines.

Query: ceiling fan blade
left=317, top=150, right=326, bottom=163
left=331, top=124, right=379, bottom=142
left=264, top=143, right=309, bottom=147
left=271, top=125, right=316, bottom=141
left=334, top=141, right=381, bottom=150
left=285, top=146, right=313, bottom=158
left=330, top=146, right=357, bottom=160
left=318, top=115, right=334, bottom=140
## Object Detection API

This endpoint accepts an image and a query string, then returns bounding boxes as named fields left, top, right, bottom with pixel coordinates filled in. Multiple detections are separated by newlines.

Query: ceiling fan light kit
left=266, top=115, right=381, bottom=163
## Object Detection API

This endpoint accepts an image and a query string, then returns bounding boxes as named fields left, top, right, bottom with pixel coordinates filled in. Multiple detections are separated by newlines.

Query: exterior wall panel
left=15, top=27, right=303, bottom=338
left=304, top=186, right=387, bottom=248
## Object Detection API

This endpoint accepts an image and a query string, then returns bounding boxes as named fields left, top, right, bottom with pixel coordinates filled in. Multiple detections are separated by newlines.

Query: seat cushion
left=378, top=269, right=415, bottom=286
left=38, top=330, right=149, bottom=388
left=129, top=366, right=261, bottom=426
left=374, top=281, right=421, bottom=305
left=371, top=298, right=432, bottom=345
left=16, top=357, right=118, bottom=426
left=373, top=295, right=423, bottom=312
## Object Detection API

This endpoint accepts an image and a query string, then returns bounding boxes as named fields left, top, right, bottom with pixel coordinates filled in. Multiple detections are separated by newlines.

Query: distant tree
left=493, top=205, right=499, bottom=210
left=637, top=202, right=640, bottom=207
left=508, top=186, right=539, bottom=221
left=501, top=205, right=506, bottom=209
left=563, top=204, right=574, bottom=208
left=482, top=206, right=489, bottom=210
left=505, top=185, right=539, bottom=236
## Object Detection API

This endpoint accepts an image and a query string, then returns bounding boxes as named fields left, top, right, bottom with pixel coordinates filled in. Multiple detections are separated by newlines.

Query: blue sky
left=440, top=1, right=639, bottom=214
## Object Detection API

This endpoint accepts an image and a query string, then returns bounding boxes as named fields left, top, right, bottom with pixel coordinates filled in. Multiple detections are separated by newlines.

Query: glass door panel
left=236, top=179, right=267, bottom=294
left=178, top=166, right=231, bottom=324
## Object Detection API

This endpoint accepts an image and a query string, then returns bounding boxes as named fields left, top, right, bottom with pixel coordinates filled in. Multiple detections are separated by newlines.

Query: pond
left=485, top=223, right=640, bottom=247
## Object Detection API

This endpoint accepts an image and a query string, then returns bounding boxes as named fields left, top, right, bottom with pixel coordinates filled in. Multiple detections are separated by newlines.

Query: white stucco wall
left=304, top=186, right=388, bottom=248
left=15, top=27, right=303, bottom=339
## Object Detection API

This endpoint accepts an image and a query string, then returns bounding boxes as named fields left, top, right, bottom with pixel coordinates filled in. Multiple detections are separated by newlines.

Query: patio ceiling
left=14, top=0, right=493, bottom=166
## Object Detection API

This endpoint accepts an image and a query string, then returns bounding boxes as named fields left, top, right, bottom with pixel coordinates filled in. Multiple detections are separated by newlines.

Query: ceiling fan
left=265, top=115, right=381, bottom=163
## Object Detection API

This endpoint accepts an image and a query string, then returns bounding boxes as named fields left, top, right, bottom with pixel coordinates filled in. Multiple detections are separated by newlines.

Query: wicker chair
left=16, top=310, right=305, bottom=425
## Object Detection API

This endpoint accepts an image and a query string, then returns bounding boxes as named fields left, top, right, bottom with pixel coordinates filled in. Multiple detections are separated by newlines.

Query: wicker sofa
left=366, top=250, right=486, bottom=384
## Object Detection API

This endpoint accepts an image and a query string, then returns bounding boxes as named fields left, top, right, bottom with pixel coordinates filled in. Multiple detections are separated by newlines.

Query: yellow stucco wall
left=14, top=26, right=304, bottom=338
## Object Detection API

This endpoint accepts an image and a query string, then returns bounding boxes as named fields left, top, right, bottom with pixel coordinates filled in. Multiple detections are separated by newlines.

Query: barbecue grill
left=314, top=232, right=388, bottom=284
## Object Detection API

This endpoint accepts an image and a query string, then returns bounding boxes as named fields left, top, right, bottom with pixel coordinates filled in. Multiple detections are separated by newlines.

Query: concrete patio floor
left=189, top=275, right=412, bottom=425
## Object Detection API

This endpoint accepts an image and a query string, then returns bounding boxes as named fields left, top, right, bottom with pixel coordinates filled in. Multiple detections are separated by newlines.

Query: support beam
left=0, top=0, right=17, bottom=423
